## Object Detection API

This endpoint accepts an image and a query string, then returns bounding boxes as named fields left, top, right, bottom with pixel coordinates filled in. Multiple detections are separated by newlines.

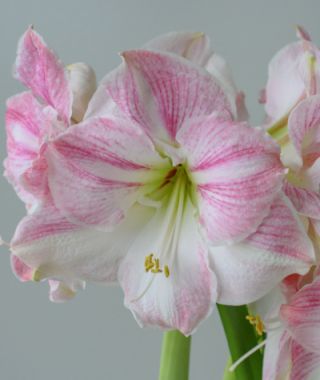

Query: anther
left=246, top=314, right=265, bottom=336
left=164, top=265, right=170, bottom=278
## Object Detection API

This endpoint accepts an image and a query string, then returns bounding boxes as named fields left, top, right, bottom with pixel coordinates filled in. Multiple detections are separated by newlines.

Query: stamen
left=246, top=314, right=265, bottom=336
left=229, top=339, right=267, bottom=373
left=130, top=257, right=170, bottom=303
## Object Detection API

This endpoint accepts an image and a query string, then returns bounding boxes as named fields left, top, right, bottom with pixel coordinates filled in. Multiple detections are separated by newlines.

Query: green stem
left=158, top=330, right=191, bottom=380
left=217, top=304, right=263, bottom=380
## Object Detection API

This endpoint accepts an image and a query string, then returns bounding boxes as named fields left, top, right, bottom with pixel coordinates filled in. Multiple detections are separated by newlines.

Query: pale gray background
left=0, top=1, right=319, bottom=379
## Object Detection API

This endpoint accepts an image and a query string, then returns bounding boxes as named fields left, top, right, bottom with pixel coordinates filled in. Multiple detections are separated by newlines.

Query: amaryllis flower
left=249, top=271, right=320, bottom=380
left=261, top=26, right=320, bottom=125
left=8, top=31, right=314, bottom=334
left=4, top=26, right=96, bottom=298
left=4, top=26, right=97, bottom=211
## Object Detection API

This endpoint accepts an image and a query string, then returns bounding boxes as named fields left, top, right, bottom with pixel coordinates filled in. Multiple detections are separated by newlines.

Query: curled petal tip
left=295, top=25, right=312, bottom=42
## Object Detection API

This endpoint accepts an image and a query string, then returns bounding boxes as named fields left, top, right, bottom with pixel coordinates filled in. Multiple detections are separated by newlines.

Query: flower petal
left=48, top=279, right=85, bottom=303
left=290, top=341, right=320, bottom=380
left=11, top=254, right=34, bottom=281
left=143, top=31, right=211, bottom=65
left=48, top=117, right=169, bottom=227
left=264, top=40, right=318, bottom=122
left=67, top=63, right=97, bottom=122
left=177, top=115, right=284, bottom=245
left=4, top=92, right=58, bottom=208
left=14, top=26, right=72, bottom=123
left=263, top=331, right=291, bottom=380
left=86, top=50, right=233, bottom=143
left=209, top=195, right=314, bottom=305
left=145, top=32, right=241, bottom=120
left=288, top=95, right=320, bottom=161
left=284, top=181, right=320, bottom=219
left=11, top=201, right=154, bottom=285
left=281, top=276, right=320, bottom=354
left=118, top=199, right=216, bottom=335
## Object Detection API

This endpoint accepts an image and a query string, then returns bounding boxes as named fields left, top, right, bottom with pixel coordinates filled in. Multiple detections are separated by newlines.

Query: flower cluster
left=4, top=26, right=320, bottom=379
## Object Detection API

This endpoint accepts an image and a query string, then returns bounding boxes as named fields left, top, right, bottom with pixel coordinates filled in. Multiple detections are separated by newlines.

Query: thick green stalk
left=217, top=304, right=263, bottom=380
left=158, top=330, right=191, bottom=380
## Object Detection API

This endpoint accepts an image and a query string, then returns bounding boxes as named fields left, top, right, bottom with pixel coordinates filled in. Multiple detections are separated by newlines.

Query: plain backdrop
left=0, top=1, right=319, bottom=379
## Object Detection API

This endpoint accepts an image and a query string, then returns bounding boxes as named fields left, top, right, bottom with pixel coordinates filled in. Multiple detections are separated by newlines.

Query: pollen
left=246, top=314, right=265, bottom=336
left=144, top=254, right=170, bottom=277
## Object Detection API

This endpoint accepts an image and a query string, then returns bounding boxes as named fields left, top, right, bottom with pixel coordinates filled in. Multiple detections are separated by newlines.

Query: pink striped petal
left=288, top=95, right=320, bottom=160
left=284, top=181, right=320, bottom=219
left=11, top=202, right=153, bottom=285
left=86, top=50, right=232, bottom=143
left=118, top=199, right=216, bottom=336
left=143, top=31, right=211, bottom=65
left=177, top=115, right=284, bottom=244
left=48, top=117, right=169, bottom=227
left=210, top=195, right=314, bottom=305
left=4, top=92, right=58, bottom=207
left=14, top=27, right=72, bottom=123
left=290, top=341, right=320, bottom=380
left=281, top=276, right=320, bottom=354
left=145, top=32, right=242, bottom=120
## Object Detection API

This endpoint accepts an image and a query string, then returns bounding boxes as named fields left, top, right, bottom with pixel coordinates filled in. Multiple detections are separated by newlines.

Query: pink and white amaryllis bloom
left=262, top=26, right=320, bottom=126
left=249, top=271, right=320, bottom=380
left=4, top=27, right=96, bottom=296
left=8, top=32, right=314, bottom=334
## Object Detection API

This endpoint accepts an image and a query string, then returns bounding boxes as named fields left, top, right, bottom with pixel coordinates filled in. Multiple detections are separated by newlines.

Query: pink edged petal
left=14, top=27, right=72, bottom=123
left=265, top=41, right=312, bottom=121
left=288, top=95, right=320, bottom=159
left=284, top=181, right=320, bottom=219
left=48, top=279, right=85, bottom=303
left=86, top=50, right=232, bottom=143
left=281, top=276, right=320, bottom=354
left=290, top=341, right=320, bottom=380
left=209, top=195, right=314, bottom=305
left=4, top=92, right=59, bottom=207
left=143, top=31, right=211, bottom=65
left=11, top=201, right=154, bottom=285
left=263, top=330, right=291, bottom=380
left=48, top=117, right=169, bottom=227
left=177, top=115, right=284, bottom=245
left=118, top=199, right=217, bottom=335
left=11, top=255, right=34, bottom=282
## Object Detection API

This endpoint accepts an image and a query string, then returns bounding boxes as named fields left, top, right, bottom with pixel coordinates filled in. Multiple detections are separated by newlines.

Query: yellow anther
left=32, top=269, right=42, bottom=282
left=144, top=253, right=155, bottom=272
left=144, top=254, right=170, bottom=277
left=246, top=314, right=265, bottom=336
left=151, top=258, right=162, bottom=273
